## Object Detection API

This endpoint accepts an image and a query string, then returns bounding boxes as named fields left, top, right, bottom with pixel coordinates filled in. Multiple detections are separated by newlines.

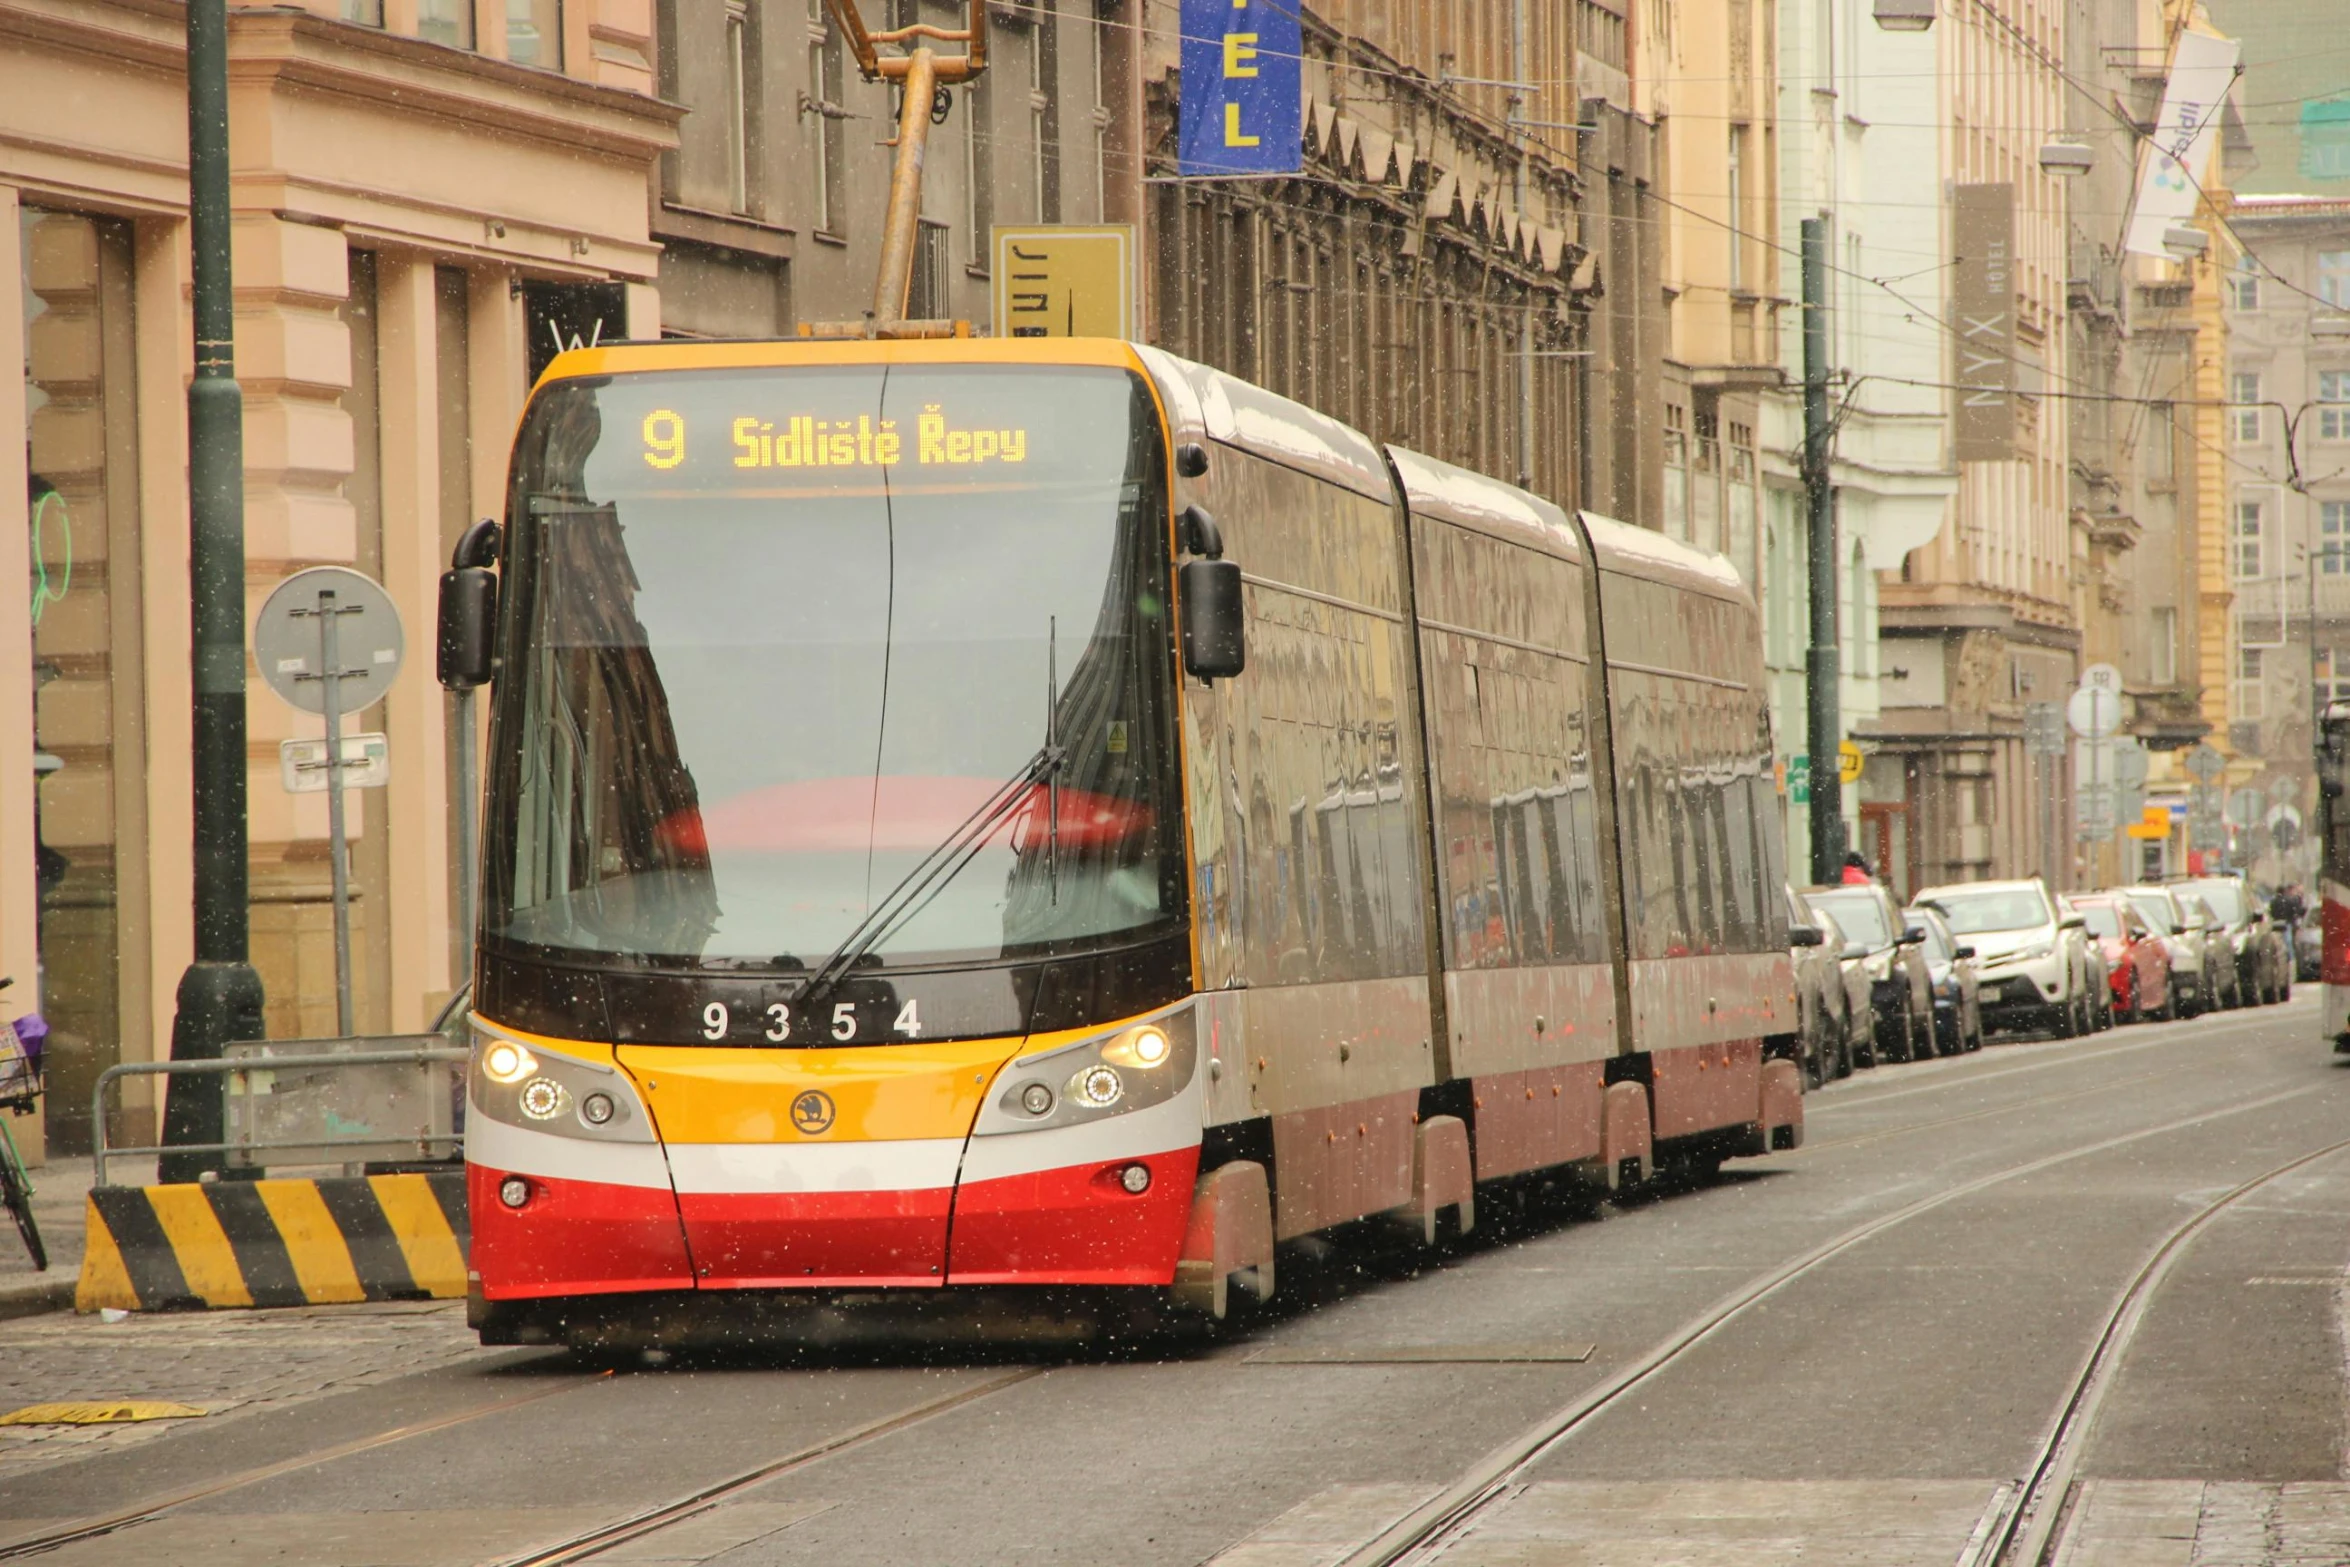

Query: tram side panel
left=1584, top=523, right=1796, bottom=1149
left=1176, top=436, right=1442, bottom=1241
left=1389, top=453, right=1618, bottom=1184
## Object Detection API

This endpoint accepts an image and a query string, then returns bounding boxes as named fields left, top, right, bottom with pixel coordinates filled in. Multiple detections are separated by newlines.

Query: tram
left=445, top=336, right=1802, bottom=1345
left=2320, top=703, right=2350, bottom=1051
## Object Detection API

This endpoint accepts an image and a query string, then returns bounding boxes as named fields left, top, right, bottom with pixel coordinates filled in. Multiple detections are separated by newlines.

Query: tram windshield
left=483, top=363, right=1182, bottom=974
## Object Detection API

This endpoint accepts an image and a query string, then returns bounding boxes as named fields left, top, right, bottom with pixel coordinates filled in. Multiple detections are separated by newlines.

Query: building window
left=342, top=0, right=385, bottom=24
left=2232, top=372, right=2263, bottom=443
left=418, top=0, right=474, bottom=47
left=2229, top=254, right=2260, bottom=311
left=2325, top=502, right=2350, bottom=574
left=2145, top=402, right=2174, bottom=482
left=724, top=2, right=758, bottom=215
left=2151, top=606, right=2178, bottom=685
left=811, top=10, right=846, bottom=235
left=2237, top=644, right=2266, bottom=721
left=507, top=0, right=561, bottom=66
left=907, top=218, right=951, bottom=320
left=2322, top=250, right=2350, bottom=307
left=2234, top=499, right=2266, bottom=579
left=2322, top=371, right=2350, bottom=441
left=1727, top=124, right=1748, bottom=293
left=2320, top=648, right=2350, bottom=705
left=1662, top=403, right=1689, bottom=543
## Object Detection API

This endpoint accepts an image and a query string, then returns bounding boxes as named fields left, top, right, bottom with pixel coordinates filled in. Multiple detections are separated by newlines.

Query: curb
left=77, top=1171, right=470, bottom=1313
left=0, top=1277, right=75, bottom=1322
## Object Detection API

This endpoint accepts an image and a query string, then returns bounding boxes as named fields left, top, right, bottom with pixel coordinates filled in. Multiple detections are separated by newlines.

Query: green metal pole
left=1802, top=217, right=1844, bottom=885
left=159, top=0, right=266, bottom=1184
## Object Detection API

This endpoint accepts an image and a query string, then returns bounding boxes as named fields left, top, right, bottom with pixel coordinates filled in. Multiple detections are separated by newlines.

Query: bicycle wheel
left=0, top=1131, right=46, bottom=1273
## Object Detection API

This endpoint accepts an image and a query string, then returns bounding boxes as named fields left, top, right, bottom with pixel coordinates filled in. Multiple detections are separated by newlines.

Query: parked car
left=1911, top=878, right=2097, bottom=1038
left=2076, top=917, right=2117, bottom=1031
left=2169, top=874, right=2289, bottom=1006
left=1906, top=905, right=1982, bottom=1054
left=2296, top=914, right=2323, bottom=984
left=1786, top=886, right=1855, bottom=1086
left=1825, top=909, right=1877, bottom=1071
left=2122, top=885, right=2216, bottom=1015
left=1802, top=883, right=1935, bottom=1064
left=2177, top=893, right=2241, bottom=1008
left=2068, top=891, right=2173, bottom=1023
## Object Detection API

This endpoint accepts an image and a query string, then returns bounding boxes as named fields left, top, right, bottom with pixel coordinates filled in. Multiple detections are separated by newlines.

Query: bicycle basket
left=0, top=1022, right=41, bottom=1110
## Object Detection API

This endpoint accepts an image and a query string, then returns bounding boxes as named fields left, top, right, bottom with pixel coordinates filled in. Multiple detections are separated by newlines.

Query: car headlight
left=975, top=1007, right=1198, bottom=1136
left=2014, top=939, right=2053, bottom=963
left=469, top=1020, right=652, bottom=1143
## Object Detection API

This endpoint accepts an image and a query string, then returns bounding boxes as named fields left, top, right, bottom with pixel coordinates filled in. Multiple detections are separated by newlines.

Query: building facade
left=2, top=0, right=675, bottom=1157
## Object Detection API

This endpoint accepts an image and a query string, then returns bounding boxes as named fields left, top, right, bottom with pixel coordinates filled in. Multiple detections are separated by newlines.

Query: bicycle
left=0, top=977, right=49, bottom=1272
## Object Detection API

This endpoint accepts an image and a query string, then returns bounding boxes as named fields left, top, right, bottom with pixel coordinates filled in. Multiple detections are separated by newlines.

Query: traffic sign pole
left=292, top=589, right=365, bottom=1037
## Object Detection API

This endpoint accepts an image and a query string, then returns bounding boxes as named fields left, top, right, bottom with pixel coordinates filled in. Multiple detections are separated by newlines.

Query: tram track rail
left=0, top=1369, right=606, bottom=1561
left=1332, top=1077, right=2338, bottom=1566
left=0, top=1007, right=2320, bottom=1567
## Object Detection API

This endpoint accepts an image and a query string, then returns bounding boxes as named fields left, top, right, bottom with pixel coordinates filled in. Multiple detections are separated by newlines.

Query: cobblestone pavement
left=0, top=1301, right=493, bottom=1480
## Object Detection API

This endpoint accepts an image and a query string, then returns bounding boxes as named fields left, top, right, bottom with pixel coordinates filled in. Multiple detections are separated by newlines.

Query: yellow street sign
left=2124, top=806, right=2173, bottom=840
left=1838, top=742, right=1864, bottom=785
left=992, top=225, right=1134, bottom=339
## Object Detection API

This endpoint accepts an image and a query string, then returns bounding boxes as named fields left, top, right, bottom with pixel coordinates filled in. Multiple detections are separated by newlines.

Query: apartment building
left=1, top=0, right=674, bottom=1154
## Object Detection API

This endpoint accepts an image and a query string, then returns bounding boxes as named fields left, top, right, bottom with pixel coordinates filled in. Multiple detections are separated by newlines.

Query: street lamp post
left=157, top=0, right=266, bottom=1182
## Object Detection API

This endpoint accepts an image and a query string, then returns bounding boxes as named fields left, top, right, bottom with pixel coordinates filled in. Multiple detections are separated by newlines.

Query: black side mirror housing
left=1788, top=925, right=1823, bottom=948
left=1898, top=925, right=1926, bottom=945
left=438, top=567, right=499, bottom=690
left=1954, top=945, right=1975, bottom=960
left=2058, top=914, right=2087, bottom=932
left=1180, top=558, right=1245, bottom=682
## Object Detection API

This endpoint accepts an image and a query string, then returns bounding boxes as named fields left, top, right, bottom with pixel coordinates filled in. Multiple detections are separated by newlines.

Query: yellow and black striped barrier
left=76, top=1171, right=469, bottom=1313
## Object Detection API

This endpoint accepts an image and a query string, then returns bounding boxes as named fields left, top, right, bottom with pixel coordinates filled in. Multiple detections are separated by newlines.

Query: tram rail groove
left=0, top=1370, right=607, bottom=1562
left=480, top=1366, right=1044, bottom=1567
left=1333, top=1078, right=2330, bottom=1567
left=1975, top=1133, right=2350, bottom=1567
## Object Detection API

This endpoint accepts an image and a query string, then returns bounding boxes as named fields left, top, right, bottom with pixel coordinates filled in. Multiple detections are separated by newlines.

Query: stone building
left=1, top=0, right=674, bottom=1155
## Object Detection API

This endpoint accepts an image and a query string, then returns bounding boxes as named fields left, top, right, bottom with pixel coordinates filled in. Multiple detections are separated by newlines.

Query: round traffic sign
left=2066, top=683, right=2122, bottom=740
left=253, top=567, right=405, bottom=715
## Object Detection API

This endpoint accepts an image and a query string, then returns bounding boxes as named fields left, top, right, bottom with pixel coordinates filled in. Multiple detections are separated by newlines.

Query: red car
left=2070, top=893, right=2174, bottom=1023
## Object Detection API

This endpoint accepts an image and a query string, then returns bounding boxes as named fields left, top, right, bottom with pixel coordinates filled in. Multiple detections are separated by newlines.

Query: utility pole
left=1802, top=217, right=1844, bottom=883
left=159, top=0, right=266, bottom=1182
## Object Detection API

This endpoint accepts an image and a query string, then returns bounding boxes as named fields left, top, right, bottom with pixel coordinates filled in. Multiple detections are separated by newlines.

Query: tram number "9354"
left=698, top=999, right=922, bottom=1043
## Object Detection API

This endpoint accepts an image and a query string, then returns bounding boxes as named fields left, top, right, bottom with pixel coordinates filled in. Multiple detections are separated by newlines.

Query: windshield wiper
left=794, top=740, right=1066, bottom=1008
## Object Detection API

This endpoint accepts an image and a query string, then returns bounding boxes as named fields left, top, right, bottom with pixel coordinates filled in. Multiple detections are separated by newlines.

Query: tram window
left=485, top=365, right=1184, bottom=975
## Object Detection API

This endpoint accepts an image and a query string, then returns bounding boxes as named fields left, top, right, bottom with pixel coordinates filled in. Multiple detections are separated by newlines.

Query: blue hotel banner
left=1177, top=0, right=1302, bottom=176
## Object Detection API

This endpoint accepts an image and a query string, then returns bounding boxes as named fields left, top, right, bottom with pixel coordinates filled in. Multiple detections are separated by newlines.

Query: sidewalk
left=0, top=1148, right=127, bottom=1314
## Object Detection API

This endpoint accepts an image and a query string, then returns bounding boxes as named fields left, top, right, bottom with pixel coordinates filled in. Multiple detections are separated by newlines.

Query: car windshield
left=1909, top=915, right=1953, bottom=961
left=2074, top=903, right=2123, bottom=940
left=1809, top=891, right=1891, bottom=946
left=484, top=364, right=1183, bottom=973
left=2177, top=879, right=2246, bottom=922
left=1923, top=888, right=2049, bottom=936
left=2126, top=893, right=2177, bottom=935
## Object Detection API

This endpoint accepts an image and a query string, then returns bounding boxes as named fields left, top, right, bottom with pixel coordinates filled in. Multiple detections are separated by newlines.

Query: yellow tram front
left=462, top=339, right=1209, bottom=1331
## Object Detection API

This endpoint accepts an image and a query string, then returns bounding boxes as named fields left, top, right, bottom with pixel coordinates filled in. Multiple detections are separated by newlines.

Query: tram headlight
left=469, top=1021, right=651, bottom=1143
left=483, top=1041, right=537, bottom=1084
left=1071, top=1064, right=1124, bottom=1108
left=976, top=1007, right=1198, bottom=1136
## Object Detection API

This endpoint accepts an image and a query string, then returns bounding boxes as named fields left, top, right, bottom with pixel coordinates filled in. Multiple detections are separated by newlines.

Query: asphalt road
left=3, top=996, right=2347, bottom=1566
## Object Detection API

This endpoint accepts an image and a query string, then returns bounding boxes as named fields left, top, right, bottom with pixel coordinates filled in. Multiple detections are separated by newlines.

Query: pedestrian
left=1841, top=850, right=1873, bottom=885
left=2271, top=880, right=2307, bottom=929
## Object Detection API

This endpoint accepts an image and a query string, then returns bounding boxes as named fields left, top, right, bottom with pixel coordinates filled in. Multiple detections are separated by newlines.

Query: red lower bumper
left=946, top=1145, right=1200, bottom=1284
left=468, top=1163, right=696, bottom=1301
left=677, top=1188, right=953, bottom=1288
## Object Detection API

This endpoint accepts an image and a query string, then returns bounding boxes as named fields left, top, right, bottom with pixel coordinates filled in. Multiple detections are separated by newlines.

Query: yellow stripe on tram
left=369, top=1175, right=467, bottom=1297
left=253, top=1180, right=367, bottom=1304
left=142, top=1185, right=253, bottom=1309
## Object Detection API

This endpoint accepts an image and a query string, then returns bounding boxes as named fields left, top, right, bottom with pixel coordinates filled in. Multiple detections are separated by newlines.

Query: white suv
left=1910, top=878, right=2097, bottom=1038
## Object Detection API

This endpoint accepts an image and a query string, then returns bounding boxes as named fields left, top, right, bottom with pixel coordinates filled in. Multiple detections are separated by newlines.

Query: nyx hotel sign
left=1177, top=0, right=1303, bottom=177
left=1952, top=182, right=2016, bottom=463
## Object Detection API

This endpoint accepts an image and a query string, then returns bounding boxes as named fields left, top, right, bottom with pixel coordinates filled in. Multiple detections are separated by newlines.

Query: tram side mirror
left=1180, top=558, right=1246, bottom=682
left=1180, top=504, right=1224, bottom=559
left=437, top=568, right=498, bottom=691
left=1788, top=925, right=1823, bottom=948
